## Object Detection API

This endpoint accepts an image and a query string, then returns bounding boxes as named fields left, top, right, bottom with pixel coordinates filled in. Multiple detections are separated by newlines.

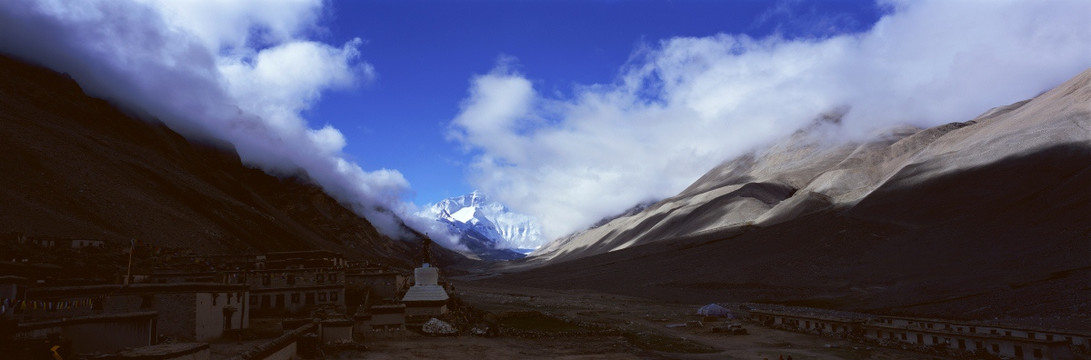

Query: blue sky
left=309, top=0, right=885, bottom=205
left=2, top=0, right=1088, bottom=248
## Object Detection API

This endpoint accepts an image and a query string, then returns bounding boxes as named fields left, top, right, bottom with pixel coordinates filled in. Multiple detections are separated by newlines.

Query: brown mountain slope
left=0, top=54, right=423, bottom=265
left=495, top=144, right=1090, bottom=321
left=532, top=68, right=1091, bottom=264
left=494, top=69, right=1091, bottom=324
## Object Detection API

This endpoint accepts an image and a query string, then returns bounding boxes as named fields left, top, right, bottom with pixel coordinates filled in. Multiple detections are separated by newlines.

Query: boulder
left=422, top=318, right=457, bottom=335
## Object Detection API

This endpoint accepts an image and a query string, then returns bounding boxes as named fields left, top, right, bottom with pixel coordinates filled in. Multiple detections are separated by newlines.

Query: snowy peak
left=449, top=206, right=479, bottom=224
left=424, top=191, right=543, bottom=258
left=435, top=190, right=485, bottom=208
left=432, top=192, right=502, bottom=240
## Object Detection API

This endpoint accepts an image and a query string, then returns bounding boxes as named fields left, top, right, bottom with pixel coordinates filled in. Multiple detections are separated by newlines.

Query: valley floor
left=350, top=281, right=933, bottom=360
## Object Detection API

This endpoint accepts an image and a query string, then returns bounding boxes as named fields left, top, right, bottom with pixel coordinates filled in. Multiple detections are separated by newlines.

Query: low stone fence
left=230, top=322, right=317, bottom=360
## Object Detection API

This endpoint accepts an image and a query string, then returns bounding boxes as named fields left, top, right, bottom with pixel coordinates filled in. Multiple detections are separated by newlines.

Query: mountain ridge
left=424, top=191, right=541, bottom=260
left=0, top=53, right=453, bottom=267
left=493, top=68, right=1091, bottom=322
left=532, top=68, right=1091, bottom=262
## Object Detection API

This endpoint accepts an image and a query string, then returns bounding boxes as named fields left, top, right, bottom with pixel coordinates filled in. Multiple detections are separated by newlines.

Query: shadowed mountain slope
left=0, top=54, right=439, bottom=266
left=496, top=69, right=1091, bottom=324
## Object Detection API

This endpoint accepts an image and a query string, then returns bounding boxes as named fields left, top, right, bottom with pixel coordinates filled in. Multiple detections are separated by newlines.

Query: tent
left=697, top=303, right=734, bottom=318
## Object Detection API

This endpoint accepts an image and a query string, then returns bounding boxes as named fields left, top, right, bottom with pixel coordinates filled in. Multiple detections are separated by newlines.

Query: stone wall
left=16, top=312, right=156, bottom=354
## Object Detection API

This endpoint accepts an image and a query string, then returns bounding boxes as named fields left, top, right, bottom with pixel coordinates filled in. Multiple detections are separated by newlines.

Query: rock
left=422, top=318, right=457, bottom=335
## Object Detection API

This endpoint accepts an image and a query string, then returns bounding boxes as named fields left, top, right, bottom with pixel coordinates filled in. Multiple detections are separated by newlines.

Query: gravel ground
left=346, top=281, right=936, bottom=360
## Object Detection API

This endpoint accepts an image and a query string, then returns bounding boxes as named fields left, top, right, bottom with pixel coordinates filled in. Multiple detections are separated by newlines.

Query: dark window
left=306, top=292, right=315, bottom=305
left=330, top=292, right=338, bottom=301
left=932, top=336, right=939, bottom=344
left=287, top=275, right=296, bottom=285
left=249, top=295, right=257, bottom=305
left=992, top=344, right=1000, bottom=353
left=1033, top=348, right=1042, bottom=358
left=141, top=295, right=155, bottom=309
left=291, top=293, right=300, bottom=304
left=1028, top=332, right=1036, bottom=339
left=1015, top=345, right=1023, bottom=359
left=261, top=295, right=271, bottom=308
left=901, top=333, right=907, bottom=340
left=319, top=293, right=327, bottom=302
left=262, top=274, right=271, bottom=286
left=316, top=274, right=324, bottom=283
left=1046, top=335, right=1053, bottom=341
left=917, top=334, right=923, bottom=344
left=958, top=339, right=965, bottom=349
left=976, top=341, right=984, bottom=350
left=1006, top=331, right=1012, bottom=336
left=927, top=323, right=934, bottom=329
left=275, top=294, right=284, bottom=308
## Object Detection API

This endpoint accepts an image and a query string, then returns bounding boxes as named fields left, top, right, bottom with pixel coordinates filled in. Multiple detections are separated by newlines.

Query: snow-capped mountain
left=423, top=191, right=542, bottom=259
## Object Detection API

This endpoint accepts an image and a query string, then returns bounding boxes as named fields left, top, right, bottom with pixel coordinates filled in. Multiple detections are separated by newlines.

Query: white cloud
left=133, top=0, right=322, bottom=53
left=449, top=70, right=537, bottom=163
left=450, top=0, right=1091, bottom=242
left=0, top=0, right=430, bottom=240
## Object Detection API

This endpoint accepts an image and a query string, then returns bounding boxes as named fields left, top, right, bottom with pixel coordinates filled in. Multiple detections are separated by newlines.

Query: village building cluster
left=748, top=308, right=1091, bottom=359
left=5, top=233, right=1090, bottom=359
left=1, top=233, right=452, bottom=360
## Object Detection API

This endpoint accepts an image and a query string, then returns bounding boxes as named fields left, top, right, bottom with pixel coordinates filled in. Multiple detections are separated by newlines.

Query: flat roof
left=248, top=284, right=342, bottom=293
left=0, top=275, right=29, bottom=283
left=222, top=268, right=344, bottom=274
left=346, top=271, right=403, bottom=277
left=115, top=343, right=210, bottom=359
left=749, top=309, right=866, bottom=323
left=28, top=283, right=248, bottom=298
left=875, top=315, right=1091, bottom=338
left=18, top=311, right=158, bottom=330
left=864, top=323, right=1074, bottom=344
left=370, top=304, right=406, bottom=314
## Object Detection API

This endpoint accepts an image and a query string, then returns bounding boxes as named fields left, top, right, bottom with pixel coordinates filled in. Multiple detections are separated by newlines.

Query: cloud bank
left=0, top=0, right=457, bottom=246
left=450, top=0, right=1091, bottom=242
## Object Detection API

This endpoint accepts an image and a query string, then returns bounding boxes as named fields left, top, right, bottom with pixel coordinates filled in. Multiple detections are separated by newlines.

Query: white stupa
left=401, top=263, right=449, bottom=316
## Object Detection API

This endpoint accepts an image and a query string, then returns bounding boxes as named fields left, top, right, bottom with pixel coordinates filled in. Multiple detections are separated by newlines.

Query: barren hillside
left=495, top=69, right=1091, bottom=324
left=0, top=54, right=438, bottom=266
